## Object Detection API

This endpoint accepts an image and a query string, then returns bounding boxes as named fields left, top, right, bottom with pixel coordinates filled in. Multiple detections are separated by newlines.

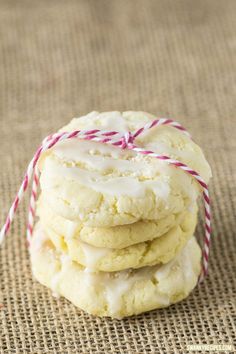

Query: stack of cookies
left=30, top=111, right=212, bottom=319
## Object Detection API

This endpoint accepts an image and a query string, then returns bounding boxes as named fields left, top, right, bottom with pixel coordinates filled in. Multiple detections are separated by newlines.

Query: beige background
left=0, top=0, right=235, bottom=353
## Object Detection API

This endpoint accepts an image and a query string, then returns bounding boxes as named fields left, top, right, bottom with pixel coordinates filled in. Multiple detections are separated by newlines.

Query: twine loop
left=0, top=117, right=211, bottom=282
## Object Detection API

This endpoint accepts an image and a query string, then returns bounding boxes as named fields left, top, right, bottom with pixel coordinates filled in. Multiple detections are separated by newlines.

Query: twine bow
left=0, top=118, right=211, bottom=282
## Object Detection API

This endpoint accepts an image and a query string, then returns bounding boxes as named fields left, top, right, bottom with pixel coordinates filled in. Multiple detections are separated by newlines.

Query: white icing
left=154, top=238, right=195, bottom=283
left=181, top=238, right=196, bottom=282
left=51, top=254, right=72, bottom=297
left=82, top=269, right=102, bottom=289
left=80, top=242, right=110, bottom=270
left=154, top=257, right=176, bottom=281
left=103, top=266, right=170, bottom=316
left=30, top=225, right=47, bottom=254
left=168, top=167, right=199, bottom=207
left=105, top=276, right=131, bottom=316
left=65, top=220, right=78, bottom=239
left=41, top=158, right=170, bottom=199
left=53, top=139, right=124, bottom=161
left=144, top=180, right=170, bottom=200
left=51, top=138, right=166, bottom=179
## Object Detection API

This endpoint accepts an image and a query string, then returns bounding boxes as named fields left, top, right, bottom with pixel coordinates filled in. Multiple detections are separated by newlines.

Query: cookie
left=38, top=111, right=211, bottom=227
left=30, top=226, right=201, bottom=319
left=41, top=207, right=197, bottom=272
left=37, top=194, right=189, bottom=249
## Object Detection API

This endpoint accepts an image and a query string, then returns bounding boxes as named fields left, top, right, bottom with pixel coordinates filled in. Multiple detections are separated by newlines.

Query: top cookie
left=39, top=111, right=211, bottom=227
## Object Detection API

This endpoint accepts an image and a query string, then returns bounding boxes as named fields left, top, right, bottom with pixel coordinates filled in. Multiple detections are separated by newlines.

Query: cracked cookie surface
left=38, top=111, right=211, bottom=227
left=37, top=194, right=193, bottom=249
left=39, top=207, right=197, bottom=272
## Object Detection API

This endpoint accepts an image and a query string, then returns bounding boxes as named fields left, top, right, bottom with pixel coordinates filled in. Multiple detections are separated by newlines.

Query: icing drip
left=154, top=257, right=176, bottom=281
left=105, top=275, right=131, bottom=317
left=181, top=238, right=196, bottom=282
left=65, top=220, right=78, bottom=239
left=30, top=229, right=47, bottom=253
left=82, top=268, right=102, bottom=289
left=154, top=237, right=196, bottom=292
left=80, top=242, right=110, bottom=270
left=51, top=254, right=72, bottom=297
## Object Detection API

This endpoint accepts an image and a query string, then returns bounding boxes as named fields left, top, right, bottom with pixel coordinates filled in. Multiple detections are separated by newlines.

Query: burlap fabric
left=0, top=0, right=235, bottom=353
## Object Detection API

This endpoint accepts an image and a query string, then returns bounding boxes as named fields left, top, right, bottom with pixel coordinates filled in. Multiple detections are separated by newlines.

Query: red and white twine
left=0, top=118, right=211, bottom=282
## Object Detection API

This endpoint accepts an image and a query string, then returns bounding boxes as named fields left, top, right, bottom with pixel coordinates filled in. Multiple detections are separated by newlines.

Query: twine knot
left=121, top=131, right=134, bottom=149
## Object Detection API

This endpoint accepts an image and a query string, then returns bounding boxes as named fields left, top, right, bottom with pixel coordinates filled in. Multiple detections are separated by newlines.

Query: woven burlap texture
left=0, top=0, right=235, bottom=353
